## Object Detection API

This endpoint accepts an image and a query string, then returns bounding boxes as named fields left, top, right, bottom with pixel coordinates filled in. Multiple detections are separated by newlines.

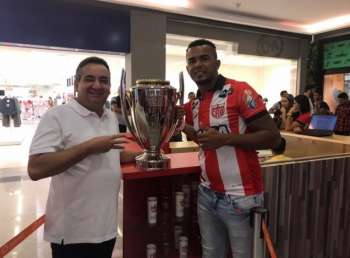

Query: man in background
left=303, top=84, right=316, bottom=113
left=268, top=90, right=288, bottom=114
left=335, top=92, right=350, bottom=135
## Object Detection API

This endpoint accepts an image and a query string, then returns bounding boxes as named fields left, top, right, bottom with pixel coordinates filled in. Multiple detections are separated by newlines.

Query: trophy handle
left=178, top=71, right=185, bottom=105
left=162, top=87, right=183, bottom=145
left=119, top=69, right=137, bottom=139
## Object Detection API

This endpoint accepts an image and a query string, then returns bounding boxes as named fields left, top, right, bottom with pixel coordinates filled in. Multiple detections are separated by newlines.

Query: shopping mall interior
left=1, top=0, right=350, bottom=257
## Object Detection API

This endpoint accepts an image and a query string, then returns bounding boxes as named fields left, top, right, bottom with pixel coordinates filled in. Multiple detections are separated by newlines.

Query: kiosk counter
left=120, top=133, right=350, bottom=258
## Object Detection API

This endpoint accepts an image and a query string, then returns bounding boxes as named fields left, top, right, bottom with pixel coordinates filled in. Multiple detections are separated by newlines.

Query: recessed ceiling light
left=282, top=14, right=350, bottom=33
left=302, top=14, right=350, bottom=33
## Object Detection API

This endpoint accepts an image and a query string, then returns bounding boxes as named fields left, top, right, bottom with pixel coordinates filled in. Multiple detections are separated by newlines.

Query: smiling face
left=74, top=63, right=111, bottom=115
left=186, top=44, right=220, bottom=91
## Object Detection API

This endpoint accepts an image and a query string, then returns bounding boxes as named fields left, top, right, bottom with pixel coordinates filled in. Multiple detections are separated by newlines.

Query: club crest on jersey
left=244, top=90, right=256, bottom=109
left=211, top=103, right=225, bottom=119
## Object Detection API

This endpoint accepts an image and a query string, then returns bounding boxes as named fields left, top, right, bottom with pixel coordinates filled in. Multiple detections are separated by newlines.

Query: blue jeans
left=197, top=185, right=263, bottom=258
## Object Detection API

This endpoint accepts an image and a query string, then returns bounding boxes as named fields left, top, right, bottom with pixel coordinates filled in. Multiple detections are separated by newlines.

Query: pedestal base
left=135, top=152, right=170, bottom=170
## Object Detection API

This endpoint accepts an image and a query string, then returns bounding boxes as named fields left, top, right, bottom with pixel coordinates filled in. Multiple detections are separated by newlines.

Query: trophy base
left=135, top=152, right=170, bottom=170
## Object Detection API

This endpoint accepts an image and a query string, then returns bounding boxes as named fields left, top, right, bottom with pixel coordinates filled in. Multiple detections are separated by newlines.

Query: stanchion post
left=251, top=207, right=268, bottom=258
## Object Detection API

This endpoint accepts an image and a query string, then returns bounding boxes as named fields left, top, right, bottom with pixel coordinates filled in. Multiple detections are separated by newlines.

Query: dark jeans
left=51, top=238, right=116, bottom=258
left=2, top=113, right=21, bottom=127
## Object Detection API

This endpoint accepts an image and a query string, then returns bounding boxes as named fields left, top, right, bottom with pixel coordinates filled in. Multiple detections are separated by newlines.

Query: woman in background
left=285, top=94, right=311, bottom=133
left=273, top=94, right=294, bottom=129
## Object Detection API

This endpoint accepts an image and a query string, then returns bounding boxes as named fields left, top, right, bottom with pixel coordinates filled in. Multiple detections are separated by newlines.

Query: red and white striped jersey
left=189, top=75, right=266, bottom=196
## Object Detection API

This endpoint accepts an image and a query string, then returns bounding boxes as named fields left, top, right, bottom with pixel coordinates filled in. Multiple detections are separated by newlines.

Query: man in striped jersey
left=182, top=39, right=281, bottom=258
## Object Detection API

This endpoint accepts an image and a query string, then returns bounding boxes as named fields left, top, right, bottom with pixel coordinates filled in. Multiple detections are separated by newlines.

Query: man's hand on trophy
left=86, top=135, right=128, bottom=154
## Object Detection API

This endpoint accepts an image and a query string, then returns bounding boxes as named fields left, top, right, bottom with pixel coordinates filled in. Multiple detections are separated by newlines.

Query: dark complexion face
left=186, top=45, right=220, bottom=92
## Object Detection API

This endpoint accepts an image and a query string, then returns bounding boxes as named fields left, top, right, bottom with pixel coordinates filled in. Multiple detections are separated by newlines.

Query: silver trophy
left=120, top=70, right=182, bottom=170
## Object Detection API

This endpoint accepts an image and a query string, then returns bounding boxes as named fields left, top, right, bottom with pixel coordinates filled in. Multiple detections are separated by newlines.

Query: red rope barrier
left=0, top=215, right=45, bottom=257
left=262, top=220, right=277, bottom=258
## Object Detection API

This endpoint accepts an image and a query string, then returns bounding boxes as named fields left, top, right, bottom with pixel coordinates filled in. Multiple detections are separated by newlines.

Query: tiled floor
left=0, top=121, right=123, bottom=258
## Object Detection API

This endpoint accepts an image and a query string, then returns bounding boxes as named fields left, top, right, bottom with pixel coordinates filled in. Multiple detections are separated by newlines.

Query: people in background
left=111, top=96, right=127, bottom=133
left=285, top=94, right=311, bottom=133
left=312, top=89, right=322, bottom=113
left=315, top=101, right=332, bottom=115
left=183, top=91, right=196, bottom=125
left=182, top=92, right=196, bottom=140
left=268, top=90, right=288, bottom=114
left=303, top=84, right=316, bottom=113
left=273, top=94, right=294, bottom=129
left=181, top=38, right=280, bottom=258
left=27, top=57, right=139, bottom=258
left=47, top=96, right=54, bottom=109
left=334, top=92, right=350, bottom=135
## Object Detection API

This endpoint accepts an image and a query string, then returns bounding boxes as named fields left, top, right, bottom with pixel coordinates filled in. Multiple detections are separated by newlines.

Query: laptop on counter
left=302, top=114, right=337, bottom=137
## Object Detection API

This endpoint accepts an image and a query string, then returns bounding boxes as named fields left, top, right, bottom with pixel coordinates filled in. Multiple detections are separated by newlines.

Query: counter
left=121, top=133, right=350, bottom=258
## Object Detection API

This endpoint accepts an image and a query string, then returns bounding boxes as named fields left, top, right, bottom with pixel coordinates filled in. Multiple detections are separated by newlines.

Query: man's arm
left=197, top=113, right=281, bottom=150
left=28, top=135, right=126, bottom=181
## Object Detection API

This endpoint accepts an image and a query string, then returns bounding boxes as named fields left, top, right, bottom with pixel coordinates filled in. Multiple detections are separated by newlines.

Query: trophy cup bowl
left=120, top=76, right=181, bottom=170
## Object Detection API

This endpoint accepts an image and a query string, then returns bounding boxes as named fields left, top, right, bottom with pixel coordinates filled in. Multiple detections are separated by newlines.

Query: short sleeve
left=29, top=111, right=64, bottom=155
left=237, top=82, right=266, bottom=122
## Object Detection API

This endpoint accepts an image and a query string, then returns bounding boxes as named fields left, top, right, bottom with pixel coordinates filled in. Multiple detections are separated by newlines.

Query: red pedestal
left=121, top=138, right=202, bottom=258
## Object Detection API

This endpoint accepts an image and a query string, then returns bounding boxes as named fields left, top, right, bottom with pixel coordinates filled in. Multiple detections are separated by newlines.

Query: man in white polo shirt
left=28, top=57, right=138, bottom=258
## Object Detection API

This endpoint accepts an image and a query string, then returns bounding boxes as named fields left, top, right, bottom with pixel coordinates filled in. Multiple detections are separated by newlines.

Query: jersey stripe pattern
left=190, top=75, right=266, bottom=196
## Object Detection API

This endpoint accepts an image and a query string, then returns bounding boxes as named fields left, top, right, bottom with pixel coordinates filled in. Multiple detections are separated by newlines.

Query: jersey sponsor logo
left=244, top=89, right=256, bottom=109
left=211, top=103, right=225, bottom=119
left=218, top=87, right=233, bottom=98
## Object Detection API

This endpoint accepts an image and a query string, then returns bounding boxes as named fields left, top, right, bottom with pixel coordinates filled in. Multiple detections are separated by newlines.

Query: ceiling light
left=303, top=14, right=350, bottom=33
left=282, top=14, right=350, bottom=34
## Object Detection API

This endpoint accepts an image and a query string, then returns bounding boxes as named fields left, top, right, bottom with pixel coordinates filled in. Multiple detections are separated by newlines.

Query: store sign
left=323, top=39, right=350, bottom=70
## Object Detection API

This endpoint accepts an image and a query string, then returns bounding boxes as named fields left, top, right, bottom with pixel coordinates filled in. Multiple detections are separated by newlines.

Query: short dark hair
left=75, top=56, right=110, bottom=81
left=186, top=39, right=217, bottom=58
left=294, top=94, right=311, bottom=113
left=337, top=92, right=348, bottom=100
left=272, top=137, right=286, bottom=155
left=280, top=90, right=288, bottom=97
left=188, top=92, right=195, bottom=97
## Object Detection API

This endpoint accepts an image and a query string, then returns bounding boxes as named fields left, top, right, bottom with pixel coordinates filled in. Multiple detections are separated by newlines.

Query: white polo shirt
left=29, top=99, right=121, bottom=244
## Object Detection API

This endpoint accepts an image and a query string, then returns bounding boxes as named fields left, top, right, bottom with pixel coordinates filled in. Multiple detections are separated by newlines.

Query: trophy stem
left=135, top=151, right=170, bottom=170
